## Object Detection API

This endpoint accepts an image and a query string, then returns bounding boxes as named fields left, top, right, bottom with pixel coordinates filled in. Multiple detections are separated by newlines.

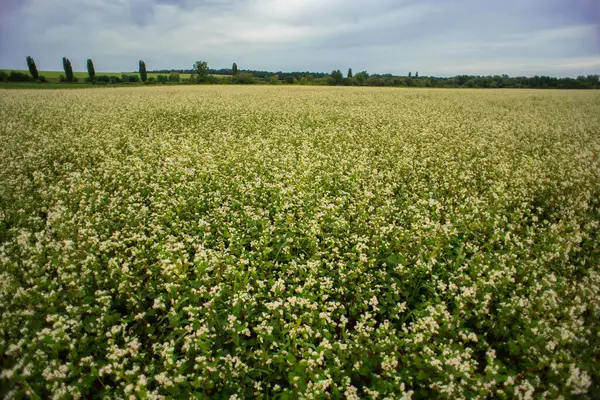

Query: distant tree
left=347, top=68, right=353, bottom=79
left=62, top=57, right=74, bottom=82
left=354, top=71, right=369, bottom=85
left=408, top=72, right=412, bottom=78
left=168, top=72, right=180, bottom=82
left=193, top=61, right=209, bottom=82
left=86, top=59, right=96, bottom=81
left=330, top=70, right=344, bottom=85
left=139, top=60, right=147, bottom=82
left=232, top=62, right=238, bottom=75
left=26, top=56, right=39, bottom=80
left=415, top=71, right=419, bottom=78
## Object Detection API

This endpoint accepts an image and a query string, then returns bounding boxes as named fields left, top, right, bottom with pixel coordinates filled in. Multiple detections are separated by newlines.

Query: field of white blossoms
left=1, top=86, right=599, bottom=399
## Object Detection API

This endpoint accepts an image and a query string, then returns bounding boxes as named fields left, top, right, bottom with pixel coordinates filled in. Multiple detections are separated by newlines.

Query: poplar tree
left=62, top=57, right=74, bottom=82
left=87, top=59, right=96, bottom=81
left=139, top=60, right=148, bottom=82
left=26, top=56, right=39, bottom=80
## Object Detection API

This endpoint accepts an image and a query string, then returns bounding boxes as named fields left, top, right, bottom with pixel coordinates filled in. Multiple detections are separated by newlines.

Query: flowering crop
left=1, top=86, right=599, bottom=399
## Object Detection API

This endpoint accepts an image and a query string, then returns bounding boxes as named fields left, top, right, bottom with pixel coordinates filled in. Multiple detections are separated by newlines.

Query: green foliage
left=347, top=68, right=353, bottom=79
left=26, top=56, right=39, bottom=80
left=86, top=59, right=96, bottom=81
left=153, top=73, right=182, bottom=83
left=62, top=57, right=75, bottom=82
left=139, top=60, right=148, bottom=82
left=354, top=71, right=369, bottom=85
left=59, top=74, right=78, bottom=83
left=121, top=74, right=140, bottom=83
left=232, top=72, right=254, bottom=84
left=232, top=62, right=238, bottom=76
left=329, top=70, right=344, bottom=85
left=1, top=66, right=599, bottom=89
left=7, top=71, right=31, bottom=82
left=193, top=61, right=209, bottom=83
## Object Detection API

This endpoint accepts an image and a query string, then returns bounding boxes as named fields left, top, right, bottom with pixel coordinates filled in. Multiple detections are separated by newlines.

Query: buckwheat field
left=1, top=86, right=599, bottom=399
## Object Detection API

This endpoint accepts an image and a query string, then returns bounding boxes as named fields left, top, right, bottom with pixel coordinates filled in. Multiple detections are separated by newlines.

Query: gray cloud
left=0, top=0, right=598, bottom=76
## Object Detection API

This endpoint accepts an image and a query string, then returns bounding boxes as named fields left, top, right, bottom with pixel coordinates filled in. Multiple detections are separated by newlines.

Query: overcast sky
left=1, top=0, right=599, bottom=77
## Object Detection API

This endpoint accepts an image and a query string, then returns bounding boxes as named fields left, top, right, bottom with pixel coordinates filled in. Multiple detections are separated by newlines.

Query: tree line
left=2, top=56, right=598, bottom=89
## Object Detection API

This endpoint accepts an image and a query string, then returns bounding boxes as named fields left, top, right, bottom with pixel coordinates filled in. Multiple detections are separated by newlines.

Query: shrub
left=8, top=71, right=32, bottom=82
left=60, top=75, right=78, bottom=83
left=232, top=72, right=254, bottom=84
left=122, top=74, right=140, bottom=83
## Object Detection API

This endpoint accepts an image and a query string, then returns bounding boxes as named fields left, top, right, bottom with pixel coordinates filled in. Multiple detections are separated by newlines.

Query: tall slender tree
left=347, top=68, right=353, bottom=79
left=232, top=62, right=238, bottom=75
left=26, top=56, right=39, bottom=80
left=408, top=72, right=412, bottom=78
left=415, top=71, right=419, bottom=78
left=86, top=59, right=96, bottom=81
left=62, top=57, right=74, bottom=82
left=139, top=60, right=147, bottom=82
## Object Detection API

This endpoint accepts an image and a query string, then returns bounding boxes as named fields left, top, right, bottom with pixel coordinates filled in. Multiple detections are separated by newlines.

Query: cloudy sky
left=1, top=0, right=599, bottom=77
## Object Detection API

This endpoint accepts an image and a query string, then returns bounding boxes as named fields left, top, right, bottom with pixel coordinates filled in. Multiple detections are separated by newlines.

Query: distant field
left=0, top=82, right=107, bottom=89
left=1, top=69, right=228, bottom=82
left=1, top=69, right=127, bottom=80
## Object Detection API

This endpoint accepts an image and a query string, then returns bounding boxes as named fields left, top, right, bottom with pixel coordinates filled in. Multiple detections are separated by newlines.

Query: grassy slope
left=0, top=82, right=127, bottom=89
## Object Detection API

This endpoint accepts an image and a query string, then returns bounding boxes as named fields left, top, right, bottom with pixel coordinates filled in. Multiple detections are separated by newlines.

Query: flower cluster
left=1, top=86, right=599, bottom=398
